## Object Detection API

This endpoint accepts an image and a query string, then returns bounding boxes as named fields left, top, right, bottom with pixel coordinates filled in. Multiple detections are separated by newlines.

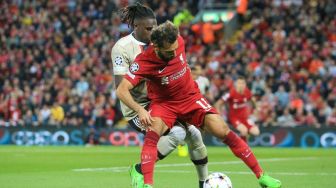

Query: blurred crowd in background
left=0, top=0, right=335, bottom=128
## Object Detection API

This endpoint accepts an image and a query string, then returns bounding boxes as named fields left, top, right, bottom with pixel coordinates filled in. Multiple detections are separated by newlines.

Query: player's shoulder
left=177, top=35, right=185, bottom=44
left=197, top=76, right=209, bottom=85
left=134, top=46, right=155, bottom=63
left=129, top=60, right=152, bottom=76
left=245, top=87, right=252, bottom=93
left=130, top=54, right=151, bottom=74
left=245, top=87, right=252, bottom=96
left=229, top=88, right=241, bottom=99
left=112, top=36, right=130, bottom=53
left=229, top=87, right=236, bottom=95
left=113, top=34, right=145, bottom=49
left=130, top=48, right=156, bottom=75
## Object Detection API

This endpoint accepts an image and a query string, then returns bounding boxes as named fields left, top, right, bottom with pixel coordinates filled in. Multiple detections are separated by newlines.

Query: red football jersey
left=222, top=87, right=252, bottom=119
left=125, top=36, right=200, bottom=101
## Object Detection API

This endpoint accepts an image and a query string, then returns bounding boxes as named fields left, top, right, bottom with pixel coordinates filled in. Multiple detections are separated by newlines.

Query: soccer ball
left=203, top=172, right=233, bottom=188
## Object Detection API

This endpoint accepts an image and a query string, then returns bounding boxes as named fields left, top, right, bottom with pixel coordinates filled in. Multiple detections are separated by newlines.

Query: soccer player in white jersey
left=111, top=3, right=208, bottom=188
left=191, top=64, right=210, bottom=95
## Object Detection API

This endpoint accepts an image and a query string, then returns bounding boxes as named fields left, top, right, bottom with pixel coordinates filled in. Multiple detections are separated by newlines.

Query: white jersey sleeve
left=111, top=43, right=130, bottom=75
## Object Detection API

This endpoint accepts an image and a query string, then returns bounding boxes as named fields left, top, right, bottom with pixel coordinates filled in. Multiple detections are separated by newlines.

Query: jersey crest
left=161, top=76, right=169, bottom=85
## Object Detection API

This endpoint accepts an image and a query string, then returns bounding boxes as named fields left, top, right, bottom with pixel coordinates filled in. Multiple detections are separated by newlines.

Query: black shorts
left=128, top=116, right=146, bottom=134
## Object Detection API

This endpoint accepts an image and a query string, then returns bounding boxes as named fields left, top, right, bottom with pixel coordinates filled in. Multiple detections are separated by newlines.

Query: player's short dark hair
left=190, top=65, right=196, bottom=71
left=120, top=2, right=155, bottom=28
left=237, top=75, right=246, bottom=80
left=150, top=20, right=179, bottom=48
left=190, top=64, right=202, bottom=71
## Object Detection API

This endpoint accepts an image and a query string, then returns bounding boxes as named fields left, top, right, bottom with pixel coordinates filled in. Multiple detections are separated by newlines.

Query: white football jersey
left=111, top=33, right=150, bottom=119
left=195, top=76, right=210, bottom=95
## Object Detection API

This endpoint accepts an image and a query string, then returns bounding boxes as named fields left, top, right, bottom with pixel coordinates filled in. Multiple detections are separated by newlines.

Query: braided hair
left=120, top=3, right=155, bottom=28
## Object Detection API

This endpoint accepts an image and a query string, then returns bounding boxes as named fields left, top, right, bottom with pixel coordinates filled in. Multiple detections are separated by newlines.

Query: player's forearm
left=116, top=80, right=144, bottom=113
left=214, top=100, right=222, bottom=112
left=119, top=92, right=144, bottom=113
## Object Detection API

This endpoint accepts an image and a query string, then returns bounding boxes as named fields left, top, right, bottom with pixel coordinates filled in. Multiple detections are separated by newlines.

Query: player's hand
left=137, top=107, right=154, bottom=128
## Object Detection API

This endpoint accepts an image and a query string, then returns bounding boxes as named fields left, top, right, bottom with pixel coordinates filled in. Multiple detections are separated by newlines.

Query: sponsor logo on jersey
left=159, top=67, right=187, bottom=85
left=170, top=67, right=186, bottom=81
left=161, top=76, right=169, bottom=85
left=233, top=102, right=247, bottom=109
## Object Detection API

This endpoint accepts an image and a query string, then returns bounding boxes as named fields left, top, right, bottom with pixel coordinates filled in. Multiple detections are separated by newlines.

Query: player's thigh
left=150, top=102, right=177, bottom=131
left=185, top=125, right=204, bottom=148
left=186, top=125, right=202, bottom=139
left=203, top=113, right=230, bottom=140
left=249, top=126, right=260, bottom=136
left=150, top=117, right=169, bottom=136
left=181, top=95, right=218, bottom=127
left=229, top=117, right=248, bottom=135
left=168, top=122, right=187, bottom=143
left=236, top=123, right=249, bottom=136
left=243, top=118, right=260, bottom=136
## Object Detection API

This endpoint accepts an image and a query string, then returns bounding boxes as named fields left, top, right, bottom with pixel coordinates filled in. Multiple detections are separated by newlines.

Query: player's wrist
left=135, top=106, right=144, bottom=113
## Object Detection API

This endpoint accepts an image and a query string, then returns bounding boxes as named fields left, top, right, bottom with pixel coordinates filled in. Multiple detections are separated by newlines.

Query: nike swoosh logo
left=142, top=161, right=151, bottom=165
left=245, top=152, right=252, bottom=158
left=158, top=67, right=166, bottom=73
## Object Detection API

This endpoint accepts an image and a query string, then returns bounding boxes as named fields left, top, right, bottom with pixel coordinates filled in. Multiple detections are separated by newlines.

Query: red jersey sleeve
left=124, top=61, right=146, bottom=86
left=124, top=70, right=143, bottom=86
left=246, top=88, right=252, bottom=100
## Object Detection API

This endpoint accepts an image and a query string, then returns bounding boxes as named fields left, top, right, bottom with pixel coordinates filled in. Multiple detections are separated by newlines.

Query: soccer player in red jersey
left=112, top=4, right=208, bottom=188
left=215, top=76, right=260, bottom=142
left=117, top=21, right=281, bottom=188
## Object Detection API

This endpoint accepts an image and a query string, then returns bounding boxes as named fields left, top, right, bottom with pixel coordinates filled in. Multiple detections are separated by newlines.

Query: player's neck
left=236, top=88, right=244, bottom=94
left=132, top=33, right=148, bottom=45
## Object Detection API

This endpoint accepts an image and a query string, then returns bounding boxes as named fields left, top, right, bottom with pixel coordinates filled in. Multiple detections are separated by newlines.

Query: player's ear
left=153, top=45, right=159, bottom=52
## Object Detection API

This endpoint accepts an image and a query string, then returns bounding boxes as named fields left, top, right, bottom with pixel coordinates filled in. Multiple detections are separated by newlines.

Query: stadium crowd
left=0, top=0, right=335, bottom=128
left=202, top=0, right=336, bottom=128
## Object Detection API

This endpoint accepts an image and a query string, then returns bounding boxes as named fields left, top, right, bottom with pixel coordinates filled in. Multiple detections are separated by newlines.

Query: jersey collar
left=130, top=33, right=147, bottom=46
